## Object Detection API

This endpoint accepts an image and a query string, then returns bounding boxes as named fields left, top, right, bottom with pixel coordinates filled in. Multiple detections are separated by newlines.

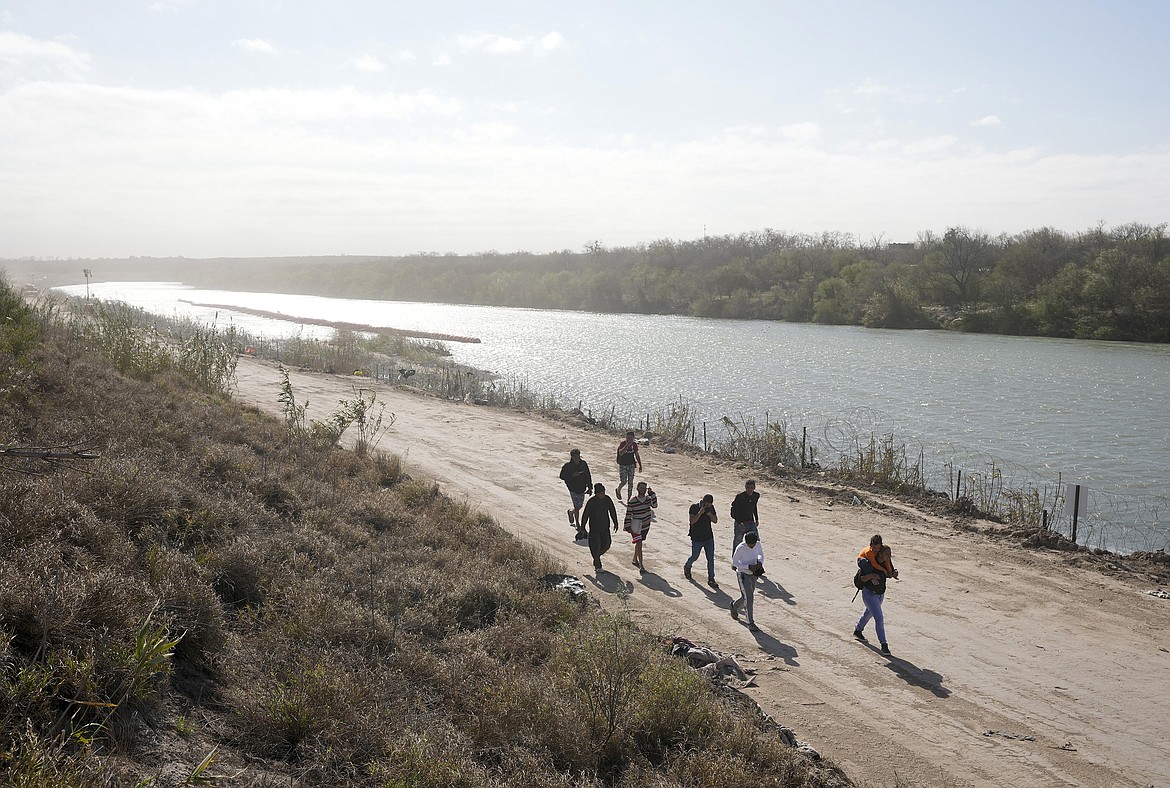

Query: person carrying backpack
left=853, top=533, right=898, bottom=655
left=729, top=478, right=760, bottom=551
left=558, top=448, right=592, bottom=534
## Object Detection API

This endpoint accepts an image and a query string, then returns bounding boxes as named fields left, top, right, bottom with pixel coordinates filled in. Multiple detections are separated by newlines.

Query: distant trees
left=921, top=227, right=999, bottom=307
left=175, top=222, right=1170, bottom=344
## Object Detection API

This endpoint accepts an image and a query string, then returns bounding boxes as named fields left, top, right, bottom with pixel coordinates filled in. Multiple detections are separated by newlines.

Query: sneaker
left=594, top=563, right=603, bottom=572
left=616, top=490, right=622, bottom=501
left=880, top=643, right=891, bottom=655
left=683, top=566, right=692, bottom=580
left=747, top=624, right=760, bottom=632
left=574, top=530, right=587, bottom=541
left=730, top=601, right=740, bottom=621
left=632, top=559, right=640, bottom=568
left=853, top=630, right=867, bottom=642
left=566, top=510, right=574, bottom=525
left=707, top=578, right=719, bottom=589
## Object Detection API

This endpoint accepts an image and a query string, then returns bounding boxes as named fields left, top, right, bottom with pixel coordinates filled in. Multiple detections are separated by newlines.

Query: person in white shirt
left=730, top=531, right=765, bottom=631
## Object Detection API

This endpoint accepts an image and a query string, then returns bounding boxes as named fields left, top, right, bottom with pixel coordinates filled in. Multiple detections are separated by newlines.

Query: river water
left=59, top=282, right=1170, bottom=554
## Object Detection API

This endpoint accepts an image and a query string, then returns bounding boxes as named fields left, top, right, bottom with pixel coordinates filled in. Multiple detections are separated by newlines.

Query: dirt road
left=234, top=357, right=1170, bottom=787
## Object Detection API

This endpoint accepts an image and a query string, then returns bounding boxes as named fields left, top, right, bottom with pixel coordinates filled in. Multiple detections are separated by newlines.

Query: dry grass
left=0, top=277, right=850, bottom=786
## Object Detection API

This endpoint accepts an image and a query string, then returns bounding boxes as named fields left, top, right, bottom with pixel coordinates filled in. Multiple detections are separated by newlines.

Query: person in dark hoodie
left=730, top=478, right=760, bottom=551
left=558, top=448, right=592, bottom=534
left=580, top=483, right=619, bottom=571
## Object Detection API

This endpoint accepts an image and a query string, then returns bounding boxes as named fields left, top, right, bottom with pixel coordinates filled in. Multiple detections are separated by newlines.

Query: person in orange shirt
left=853, top=534, right=898, bottom=655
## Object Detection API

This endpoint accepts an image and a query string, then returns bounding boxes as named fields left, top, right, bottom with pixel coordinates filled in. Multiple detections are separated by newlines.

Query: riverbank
left=206, top=294, right=1170, bottom=569
left=42, top=281, right=1170, bottom=554
left=233, top=355, right=1170, bottom=787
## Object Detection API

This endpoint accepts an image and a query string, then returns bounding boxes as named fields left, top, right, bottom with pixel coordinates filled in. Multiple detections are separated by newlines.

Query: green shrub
left=0, top=279, right=39, bottom=360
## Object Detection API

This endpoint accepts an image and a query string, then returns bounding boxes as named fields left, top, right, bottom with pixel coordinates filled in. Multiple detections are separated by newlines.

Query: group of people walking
left=559, top=433, right=656, bottom=570
left=559, top=439, right=901, bottom=651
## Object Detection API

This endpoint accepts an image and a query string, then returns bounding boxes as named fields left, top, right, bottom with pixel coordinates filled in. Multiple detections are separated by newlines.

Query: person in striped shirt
left=622, top=481, right=657, bottom=571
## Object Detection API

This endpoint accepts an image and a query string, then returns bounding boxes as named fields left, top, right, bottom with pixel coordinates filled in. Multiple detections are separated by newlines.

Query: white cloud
left=226, top=86, right=460, bottom=123
left=852, top=78, right=930, bottom=103
left=719, top=125, right=767, bottom=140
left=150, top=0, right=192, bottom=11
left=458, top=33, right=524, bottom=54
left=2, top=79, right=1168, bottom=257
left=781, top=122, right=821, bottom=144
left=0, top=31, right=90, bottom=82
left=538, top=32, right=564, bottom=53
left=973, top=114, right=1002, bottom=127
left=456, top=31, right=565, bottom=57
left=432, top=52, right=452, bottom=67
left=231, top=38, right=277, bottom=55
left=0, top=83, right=461, bottom=153
left=395, top=49, right=417, bottom=62
left=900, top=135, right=958, bottom=156
left=453, top=122, right=519, bottom=143
left=350, top=54, right=386, bottom=73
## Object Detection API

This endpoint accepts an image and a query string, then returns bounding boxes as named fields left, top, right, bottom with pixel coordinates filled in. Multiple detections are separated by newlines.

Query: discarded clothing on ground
left=668, top=635, right=754, bottom=687
left=538, top=574, right=591, bottom=604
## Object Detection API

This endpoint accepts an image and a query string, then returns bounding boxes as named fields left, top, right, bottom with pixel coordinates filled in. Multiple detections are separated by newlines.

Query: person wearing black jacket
left=684, top=493, right=719, bottom=587
left=580, top=483, right=619, bottom=571
left=729, top=479, right=760, bottom=551
left=558, top=449, right=592, bottom=533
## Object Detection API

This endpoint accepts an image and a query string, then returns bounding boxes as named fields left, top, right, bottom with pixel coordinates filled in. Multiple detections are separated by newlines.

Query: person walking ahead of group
left=622, top=481, right=657, bottom=571
left=580, top=483, right=619, bottom=572
left=731, top=531, right=764, bottom=632
left=684, top=493, right=719, bottom=588
left=558, top=449, right=592, bottom=536
left=853, top=533, right=898, bottom=655
left=730, top=479, right=761, bottom=551
left=615, top=431, right=642, bottom=501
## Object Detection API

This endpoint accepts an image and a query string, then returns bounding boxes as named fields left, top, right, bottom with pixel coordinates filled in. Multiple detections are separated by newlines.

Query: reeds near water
left=396, top=361, right=1166, bottom=553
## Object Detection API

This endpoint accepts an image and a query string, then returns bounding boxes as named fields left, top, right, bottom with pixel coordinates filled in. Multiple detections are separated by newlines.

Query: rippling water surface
left=62, top=282, right=1170, bottom=551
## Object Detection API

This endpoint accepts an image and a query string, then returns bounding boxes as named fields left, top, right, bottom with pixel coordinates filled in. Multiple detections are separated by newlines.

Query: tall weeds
left=834, top=433, right=927, bottom=495
left=278, top=367, right=396, bottom=454
left=71, top=300, right=238, bottom=395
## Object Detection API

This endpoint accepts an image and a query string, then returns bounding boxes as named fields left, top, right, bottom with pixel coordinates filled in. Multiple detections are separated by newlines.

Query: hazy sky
left=2, top=1, right=1168, bottom=258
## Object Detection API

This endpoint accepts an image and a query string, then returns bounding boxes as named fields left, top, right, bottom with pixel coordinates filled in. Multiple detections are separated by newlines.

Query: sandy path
left=234, top=358, right=1170, bottom=787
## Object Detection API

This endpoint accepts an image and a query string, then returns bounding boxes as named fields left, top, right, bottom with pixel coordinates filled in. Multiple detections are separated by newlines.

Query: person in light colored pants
left=730, top=531, right=764, bottom=631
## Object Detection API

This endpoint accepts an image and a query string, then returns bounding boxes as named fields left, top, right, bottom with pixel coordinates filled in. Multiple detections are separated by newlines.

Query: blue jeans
left=855, top=589, right=886, bottom=644
left=732, top=521, right=758, bottom=551
left=684, top=538, right=715, bottom=579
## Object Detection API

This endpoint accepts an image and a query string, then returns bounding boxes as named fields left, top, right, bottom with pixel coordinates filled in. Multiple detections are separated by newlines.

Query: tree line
left=161, top=222, right=1170, bottom=343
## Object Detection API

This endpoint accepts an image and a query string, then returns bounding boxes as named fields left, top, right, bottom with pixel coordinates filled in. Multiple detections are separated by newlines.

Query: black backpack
left=853, top=569, right=865, bottom=590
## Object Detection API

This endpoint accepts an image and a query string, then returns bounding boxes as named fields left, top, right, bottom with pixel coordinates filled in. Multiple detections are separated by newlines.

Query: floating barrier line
left=179, top=300, right=482, bottom=343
